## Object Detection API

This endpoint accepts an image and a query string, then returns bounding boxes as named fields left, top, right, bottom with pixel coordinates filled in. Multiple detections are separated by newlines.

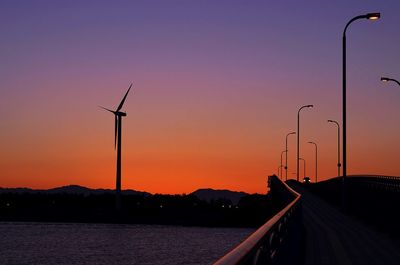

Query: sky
left=1, top=0, right=400, bottom=194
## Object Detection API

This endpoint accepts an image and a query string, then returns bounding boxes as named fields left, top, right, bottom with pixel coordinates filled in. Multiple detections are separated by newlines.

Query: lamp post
left=308, top=141, right=318, bottom=183
left=381, top=77, right=400, bottom=87
left=285, top=132, right=296, bottom=181
left=278, top=165, right=283, bottom=178
left=328, top=120, right=341, bottom=177
left=297, top=105, right=313, bottom=181
left=342, top=12, right=380, bottom=210
left=281, top=150, right=287, bottom=180
left=299, top=158, right=306, bottom=180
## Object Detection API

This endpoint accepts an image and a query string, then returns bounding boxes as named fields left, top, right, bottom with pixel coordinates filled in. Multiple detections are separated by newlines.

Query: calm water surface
left=0, top=222, right=253, bottom=265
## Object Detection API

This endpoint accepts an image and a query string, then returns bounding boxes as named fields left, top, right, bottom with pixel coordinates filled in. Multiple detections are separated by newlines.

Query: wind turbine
left=100, top=83, right=132, bottom=211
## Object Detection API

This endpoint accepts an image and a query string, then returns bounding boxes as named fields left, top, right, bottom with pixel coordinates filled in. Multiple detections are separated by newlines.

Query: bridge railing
left=213, top=175, right=302, bottom=265
left=348, top=175, right=400, bottom=192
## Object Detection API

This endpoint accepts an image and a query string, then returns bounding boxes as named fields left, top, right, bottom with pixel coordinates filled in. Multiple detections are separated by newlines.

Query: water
left=0, top=222, right=253, bottom=265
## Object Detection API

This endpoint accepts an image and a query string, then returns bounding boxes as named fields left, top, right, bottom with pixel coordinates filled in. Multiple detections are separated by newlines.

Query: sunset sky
left=1, top=0, right=400, bottom=194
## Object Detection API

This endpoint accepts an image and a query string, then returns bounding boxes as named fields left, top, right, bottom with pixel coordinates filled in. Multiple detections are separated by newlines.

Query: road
left=289, top=183, right=400, bottom=265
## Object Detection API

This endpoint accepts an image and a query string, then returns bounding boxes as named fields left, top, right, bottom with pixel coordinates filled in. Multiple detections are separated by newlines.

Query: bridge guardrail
left=213, top=175, right=302, bottom=265
left=348, top=175, right=400, bottom=192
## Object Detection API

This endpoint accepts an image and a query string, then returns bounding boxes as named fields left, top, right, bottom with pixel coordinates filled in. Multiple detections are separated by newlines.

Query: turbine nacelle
left=98, top=108, right=126, bottom=117
left=116, top=111, right=126, bottom=117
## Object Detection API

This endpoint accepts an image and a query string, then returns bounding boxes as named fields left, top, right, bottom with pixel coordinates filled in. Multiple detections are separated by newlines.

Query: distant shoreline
left=0, top=191, right=281, bottom=228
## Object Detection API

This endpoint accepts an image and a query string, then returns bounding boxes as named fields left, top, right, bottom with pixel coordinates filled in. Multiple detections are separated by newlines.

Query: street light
left=308, top=141, right=318, bottom=183
left=285, top=132, right=296, bottom=181
left=342, top=12, right=380, bottom=209
left=278, top=165, right=283, bottom=178
left=280, top=150, right=287, bottom=180
left=299, top=158, right=306, bottom=180
left=381, top=77, right=400, bottom=87
left=328, top=120, right=341, bottom=178
left=297, top=105, right=313, bottom=181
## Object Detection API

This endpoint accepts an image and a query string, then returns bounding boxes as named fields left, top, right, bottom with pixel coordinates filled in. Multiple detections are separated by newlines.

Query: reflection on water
left=0, top=222, right=253, bottom=265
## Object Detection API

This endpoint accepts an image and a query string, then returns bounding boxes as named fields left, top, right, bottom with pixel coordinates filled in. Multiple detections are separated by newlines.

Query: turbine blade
left=99, top=106, right=116, bottom=114
left=114, top=116, right=118, bottom=149
left=116, top=83, right=132, bottom=112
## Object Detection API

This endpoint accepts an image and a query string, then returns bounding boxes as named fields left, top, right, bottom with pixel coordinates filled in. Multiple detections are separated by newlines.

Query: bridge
left=214, top=175, right=400, bottom=265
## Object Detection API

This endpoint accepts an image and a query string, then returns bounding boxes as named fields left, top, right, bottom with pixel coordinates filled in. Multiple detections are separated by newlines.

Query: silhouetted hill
left=47, top=185, right=93, bottom=194
left=0, top=187, right=33, bottom=194
left=0, top=187, right=280, bottom=227
left=191, top=188, right=248, bottom=205
left=0, top=185, right=151, bottom=196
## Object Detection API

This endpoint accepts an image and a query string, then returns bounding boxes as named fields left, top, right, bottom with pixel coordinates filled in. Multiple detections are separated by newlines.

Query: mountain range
left=0, top=185, right=151, bottom=197
left=190, top=188, right=248, bottom=205
left=0, top=185, right=249, bottom=204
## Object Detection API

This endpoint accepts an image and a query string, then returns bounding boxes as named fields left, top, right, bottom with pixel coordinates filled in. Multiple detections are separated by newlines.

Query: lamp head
left=299, top=104, right=313, bottom=113
left=381, top=77, right=390, bottom=82
left=366, top=12, right=380, bottom=20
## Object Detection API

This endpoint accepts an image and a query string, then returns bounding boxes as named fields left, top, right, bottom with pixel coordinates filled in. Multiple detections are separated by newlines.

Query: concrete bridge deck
left=289, top=183, right=400, bottom=265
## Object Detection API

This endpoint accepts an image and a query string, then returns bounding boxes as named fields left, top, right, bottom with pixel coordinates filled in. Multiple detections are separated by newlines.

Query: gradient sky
left=1, top=0, right=400, bottom=194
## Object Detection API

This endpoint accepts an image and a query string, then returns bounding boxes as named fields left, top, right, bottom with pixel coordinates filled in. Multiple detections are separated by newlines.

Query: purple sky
left=1, top=1, right=400, bottom=193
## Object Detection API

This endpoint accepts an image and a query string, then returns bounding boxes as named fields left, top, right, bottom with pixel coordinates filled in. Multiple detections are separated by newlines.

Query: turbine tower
left=100, top=83, right=132, bottom=211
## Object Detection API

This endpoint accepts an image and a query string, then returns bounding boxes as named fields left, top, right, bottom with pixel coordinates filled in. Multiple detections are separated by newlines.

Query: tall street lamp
left=381, top=77, right=400, bottom=87
left=342, top=12, right=380, bottom=209
left=299, top=158, right=306, bottom=180
left=308, top=141, right=318, bottom=183
left=285, top=132, right=296, bottom=181
left=297, top=105, right=313, bottom=181
left=278, top=165, right=283, bottom=178
left=328, top=120, right=341, bottom=177
left=281, top=150, right=287, bottom=180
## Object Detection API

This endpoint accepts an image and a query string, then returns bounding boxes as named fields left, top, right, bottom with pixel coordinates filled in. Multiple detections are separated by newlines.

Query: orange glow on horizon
left=1, top=2, right=400, bottom=195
